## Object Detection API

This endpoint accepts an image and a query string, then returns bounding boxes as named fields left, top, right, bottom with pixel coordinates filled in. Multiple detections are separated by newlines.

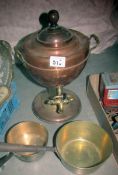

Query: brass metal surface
left=56, top=120, right=113, bottom=174
left=32, top=89, right=81, bottom=122
left=45, top=86, right=74, bottom=114
left=6, top=121, right=48, bottom=162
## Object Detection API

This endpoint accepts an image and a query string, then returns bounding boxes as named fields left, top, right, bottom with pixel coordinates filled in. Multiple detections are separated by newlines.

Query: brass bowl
left=56, top=120, right=113, bottom=174
left=6, top=121, right=48, bottom=162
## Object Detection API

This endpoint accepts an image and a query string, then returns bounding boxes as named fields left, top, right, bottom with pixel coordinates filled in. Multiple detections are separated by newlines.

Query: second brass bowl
left=6, top=121, right=48, bottom=162
left=56, top=120, right=113, bottom=174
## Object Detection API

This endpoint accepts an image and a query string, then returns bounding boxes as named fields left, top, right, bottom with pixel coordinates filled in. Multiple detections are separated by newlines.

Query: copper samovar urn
left=15, top=10, right=99, bottom=122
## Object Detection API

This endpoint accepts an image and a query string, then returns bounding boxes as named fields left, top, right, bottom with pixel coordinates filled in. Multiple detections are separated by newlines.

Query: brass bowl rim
left=55, top=120, right=113, bottom=169
left=5, top=120, right=48, bottom=156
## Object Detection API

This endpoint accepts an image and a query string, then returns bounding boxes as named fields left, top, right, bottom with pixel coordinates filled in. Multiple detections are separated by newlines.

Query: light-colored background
left=0, top=1, right=118, bottom=175
left=0, top=0, right=117, bottom=53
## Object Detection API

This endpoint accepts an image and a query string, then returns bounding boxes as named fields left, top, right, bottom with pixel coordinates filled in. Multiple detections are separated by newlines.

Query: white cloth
left=0, top=0, right=117, bottom=53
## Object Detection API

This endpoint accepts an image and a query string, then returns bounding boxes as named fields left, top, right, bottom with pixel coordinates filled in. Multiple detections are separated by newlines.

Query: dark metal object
left=14, top=10, right=99, bottom=122
left=0, top=142, right=54, bottom=152
left=0, top=152, right=13, bottom=167
left=0, top=142, right=54, bottom=168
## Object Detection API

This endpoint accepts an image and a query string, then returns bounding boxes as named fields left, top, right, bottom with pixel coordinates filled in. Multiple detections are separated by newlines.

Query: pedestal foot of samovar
left=32, top=86, right=81, bottom=123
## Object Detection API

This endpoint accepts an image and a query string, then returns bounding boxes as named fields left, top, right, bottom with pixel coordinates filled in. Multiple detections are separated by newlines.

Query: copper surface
left=14, top=10, right=99, bottom=122
left=15, top=30, right=89, bottom=87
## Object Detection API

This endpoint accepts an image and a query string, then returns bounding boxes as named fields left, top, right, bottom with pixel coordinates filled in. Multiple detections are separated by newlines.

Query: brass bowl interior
left=56, top=121, right=113, bottom=169
left=6, top=121, right=48, bottom=157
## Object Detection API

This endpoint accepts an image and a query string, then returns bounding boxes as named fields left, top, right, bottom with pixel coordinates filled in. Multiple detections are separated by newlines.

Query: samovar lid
left=37, top=10, right=73, bottom=47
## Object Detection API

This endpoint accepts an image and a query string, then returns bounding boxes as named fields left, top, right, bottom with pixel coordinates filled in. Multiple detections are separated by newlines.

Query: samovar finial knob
left=48, top=10, right=59, bottom=27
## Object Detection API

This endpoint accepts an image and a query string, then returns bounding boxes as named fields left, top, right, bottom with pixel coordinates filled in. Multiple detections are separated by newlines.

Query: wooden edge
left=86, top=74, right=118, bottom=164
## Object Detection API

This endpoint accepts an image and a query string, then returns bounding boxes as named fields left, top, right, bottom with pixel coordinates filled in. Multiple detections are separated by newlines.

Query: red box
left=103, top=88, right=118, bottom=107
left=99, top=72, right=118, bottom=109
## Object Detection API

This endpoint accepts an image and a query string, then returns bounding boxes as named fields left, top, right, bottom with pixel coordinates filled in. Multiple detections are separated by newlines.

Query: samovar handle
left=14, top=48, right=28, bottom=68
left=89, top=34, right=100, bottom=51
